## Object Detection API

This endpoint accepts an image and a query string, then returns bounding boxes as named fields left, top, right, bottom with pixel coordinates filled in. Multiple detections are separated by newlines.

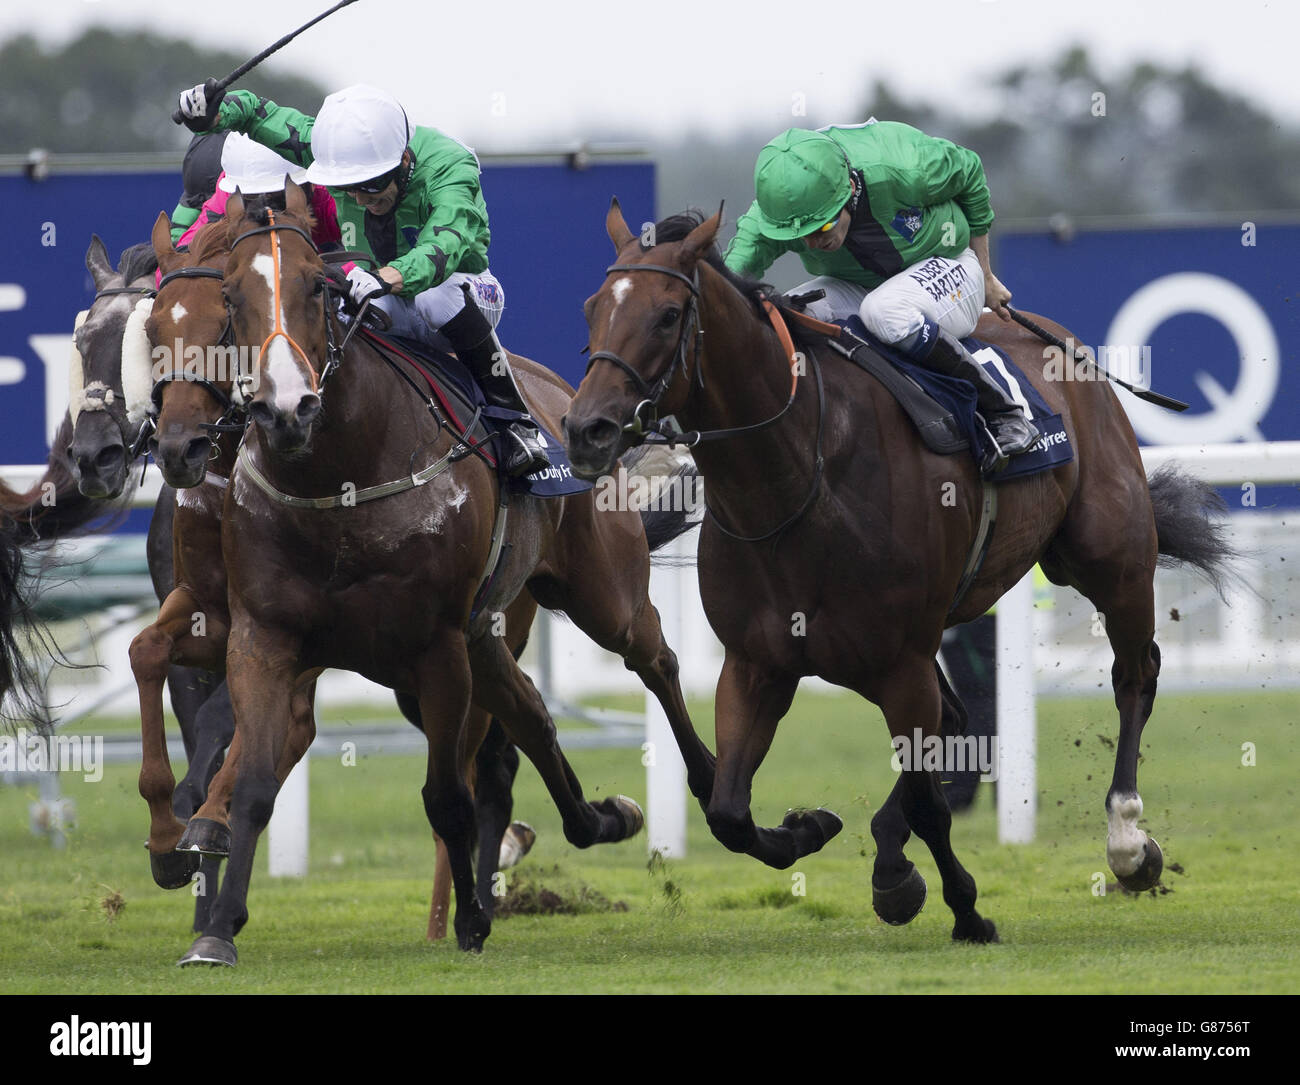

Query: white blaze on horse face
left=1106, top=792, right=1147, bottom=877
left=609, top=277, right=633, bottom=331
left=250, top=252, right=314, bottom=414
left=170, top=302, right=188, bottom=323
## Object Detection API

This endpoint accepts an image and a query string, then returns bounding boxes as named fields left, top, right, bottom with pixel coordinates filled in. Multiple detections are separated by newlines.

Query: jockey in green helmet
left=726, top=123, right=1040, bottom=465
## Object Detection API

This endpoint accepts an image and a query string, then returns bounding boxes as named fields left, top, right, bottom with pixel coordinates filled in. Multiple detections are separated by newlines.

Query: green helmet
left=752, top=129, right=852, bottom=240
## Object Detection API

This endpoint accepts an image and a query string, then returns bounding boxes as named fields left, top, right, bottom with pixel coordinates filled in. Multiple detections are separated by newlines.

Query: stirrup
left=500, top=422, right=550, bottom=478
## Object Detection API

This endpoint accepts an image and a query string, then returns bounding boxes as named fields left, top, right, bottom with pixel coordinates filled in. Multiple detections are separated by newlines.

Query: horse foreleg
left=130, top=587, right=220, bottom=889
left=468, top=632, right=642, bottom=851
left=706, top=652, right=841, bottom=869
left=416, top=633, right=488, bottom=953
left=173, top=677, right=233, bottom=822
left=179, top=622, right=300, bottom=967
left=875, top=659, right=997, bottom=943
left=531, top=563, right=717, bottom=806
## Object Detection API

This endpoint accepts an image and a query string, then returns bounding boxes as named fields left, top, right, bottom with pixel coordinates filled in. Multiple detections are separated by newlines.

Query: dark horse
left=134, top=212, right=532, bottom=942
left=176, top=183, right=710, bottom=963
left=562, top=204, right=1234, bottom=943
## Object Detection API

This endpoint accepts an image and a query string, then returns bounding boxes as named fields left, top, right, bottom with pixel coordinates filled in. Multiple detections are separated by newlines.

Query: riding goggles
left=343, top=166, right=400, bottom=195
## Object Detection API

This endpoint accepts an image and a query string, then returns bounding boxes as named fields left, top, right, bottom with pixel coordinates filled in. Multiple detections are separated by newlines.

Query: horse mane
left=238, top=192, right=318, bottom=238
left=647, top=211, right=771, bottom=316
left=191, top=219, right=233, bottom=264
left=118, top=242, right=158, bottom=285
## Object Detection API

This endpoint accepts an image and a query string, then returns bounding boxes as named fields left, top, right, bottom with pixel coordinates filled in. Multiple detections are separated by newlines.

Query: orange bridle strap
left=258, top=208, right=319, bottom=392
left=760, top=298, right=801, bottom=398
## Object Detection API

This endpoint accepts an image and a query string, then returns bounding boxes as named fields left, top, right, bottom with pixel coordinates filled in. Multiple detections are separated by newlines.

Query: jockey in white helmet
left=175, top=80, right=549, bottom=476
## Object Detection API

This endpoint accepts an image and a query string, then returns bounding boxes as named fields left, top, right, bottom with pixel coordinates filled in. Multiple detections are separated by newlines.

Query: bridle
left=146, top=265, right=246, bottom=443
left=585, top=258, right=826, bottom=544
left=77, top=284, right=160, bottom=460
left=585, top=262, right=704, bottom=441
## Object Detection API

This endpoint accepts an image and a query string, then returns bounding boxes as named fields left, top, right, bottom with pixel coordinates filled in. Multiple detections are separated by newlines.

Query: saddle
left=356, top=325, right=591, bottom=498
left=788, top=306, right=1072, bottom=482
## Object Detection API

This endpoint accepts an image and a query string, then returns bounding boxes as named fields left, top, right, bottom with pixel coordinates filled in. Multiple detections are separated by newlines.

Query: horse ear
left=225, top=191, right=245, bottom=239
left=284, top=178, right=308, bottom=216
left=606, top=197, right=636, bottom=252
left=86, top=234, right=114, bottom=289
left=680, top=202, right=725, bottom=265
left=151, top=211, right=184, bottom=274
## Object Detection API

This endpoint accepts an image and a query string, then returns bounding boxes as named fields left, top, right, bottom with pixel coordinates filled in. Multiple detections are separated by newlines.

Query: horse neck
left=680, top=267, right=825, bottom=521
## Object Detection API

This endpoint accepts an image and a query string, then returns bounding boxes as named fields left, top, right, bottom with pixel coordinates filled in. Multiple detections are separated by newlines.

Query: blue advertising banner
left=999, top=222, right=1298, bottom=504
left=0, top=160, right=655, bottom=466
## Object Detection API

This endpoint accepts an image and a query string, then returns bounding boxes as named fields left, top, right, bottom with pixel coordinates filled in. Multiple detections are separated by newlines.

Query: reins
left=589, top=259, right=826, bottom=544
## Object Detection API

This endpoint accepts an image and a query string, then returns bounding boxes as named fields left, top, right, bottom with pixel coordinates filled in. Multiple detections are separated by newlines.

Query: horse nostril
left=184, top=437, right=211, bottom=466
left=582, top=418, right=621, bottom=450
left=95, top=444, right=125, bottom=471
left=296, top=395, right=321, bottom=425
left=248, top=402, right=275, bottom=429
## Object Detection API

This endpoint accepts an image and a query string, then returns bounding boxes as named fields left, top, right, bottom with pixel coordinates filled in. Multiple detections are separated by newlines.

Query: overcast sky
left=5, top=0, right=1299, bottom=150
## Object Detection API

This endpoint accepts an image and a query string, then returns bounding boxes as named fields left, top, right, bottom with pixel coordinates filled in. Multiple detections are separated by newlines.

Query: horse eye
left=658, top=308, right=681, bottom=330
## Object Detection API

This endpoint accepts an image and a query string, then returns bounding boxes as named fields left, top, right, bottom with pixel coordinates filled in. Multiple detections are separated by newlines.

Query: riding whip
left=171, top=0, right=363, bottom=124
left=1004, top=306, right=1189, bottom=412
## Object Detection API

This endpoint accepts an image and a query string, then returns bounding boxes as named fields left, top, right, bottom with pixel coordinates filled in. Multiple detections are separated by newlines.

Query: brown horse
left=562, top=203, right=1234, bottom=943
left=133, top=212, right=533, bottom=943
left=176, top=182, right=710, bottom=963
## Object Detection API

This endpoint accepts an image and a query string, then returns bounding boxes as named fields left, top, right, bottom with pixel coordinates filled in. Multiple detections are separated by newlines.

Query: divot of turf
left=494, top=865, right=628, bottom=918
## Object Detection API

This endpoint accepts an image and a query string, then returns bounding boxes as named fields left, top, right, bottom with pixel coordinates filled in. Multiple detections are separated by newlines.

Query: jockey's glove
left=176, top=79, right=227, bottom=132
left=346, top=266, right=392, bottom=308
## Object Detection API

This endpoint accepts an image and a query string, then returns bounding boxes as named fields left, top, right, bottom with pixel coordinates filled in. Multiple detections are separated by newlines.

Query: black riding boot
left=921, top=329, right=1041, bottom=470
left=440, top=287, right=550, bottom=477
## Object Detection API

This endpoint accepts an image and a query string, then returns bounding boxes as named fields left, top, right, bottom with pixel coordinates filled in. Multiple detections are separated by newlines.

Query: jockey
left=174, top=80, right=549, bottom=476
left=725, top=122, right=1040, bottom=463
left=170, top=132, right=228, bottom=245
left=174, top=133, right=342, bottom=252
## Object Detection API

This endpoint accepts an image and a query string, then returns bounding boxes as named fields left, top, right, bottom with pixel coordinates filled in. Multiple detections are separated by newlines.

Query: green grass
left=1, top=689, right=1296, bottom=993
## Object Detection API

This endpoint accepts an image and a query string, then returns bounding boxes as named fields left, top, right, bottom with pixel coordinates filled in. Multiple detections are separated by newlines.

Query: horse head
left=221, top=182, right=328, bottom=455
left=563, top=199, right=723, bottom=479
left=144, top=212, right=237, bottom=488
left=68, top=236, right=158, bottom=499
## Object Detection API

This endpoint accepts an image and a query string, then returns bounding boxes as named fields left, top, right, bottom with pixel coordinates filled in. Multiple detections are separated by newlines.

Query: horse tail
left=0, top=416, right=132, bottom=543
left=1147, top=462, right=1239, bottom=599
left=0, top=518, right=58, bottom=735
left=623, top=445, right=701, bottom=556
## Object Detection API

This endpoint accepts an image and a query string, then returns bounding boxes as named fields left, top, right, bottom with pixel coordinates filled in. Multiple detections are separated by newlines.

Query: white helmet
left=217, top=133, right=309, bottom=194
left=303, top=84, right=410, bottom=187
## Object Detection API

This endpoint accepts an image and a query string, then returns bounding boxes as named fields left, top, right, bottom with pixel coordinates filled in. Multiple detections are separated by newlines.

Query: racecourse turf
left=0, top=688, right=1296, bottom=994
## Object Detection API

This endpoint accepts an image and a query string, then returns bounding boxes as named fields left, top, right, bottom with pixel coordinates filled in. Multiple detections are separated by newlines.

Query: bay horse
left=562, top=203, right=1234, bottom=943
left=134, top=212, right=531, bottom=943
left=177, top=182, right=709, bottom=963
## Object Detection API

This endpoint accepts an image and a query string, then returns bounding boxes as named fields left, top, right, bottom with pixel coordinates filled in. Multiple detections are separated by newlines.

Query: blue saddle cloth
left=381, top=333, right=592, bottom=498
left=841, top=317, right=1073, bottom=482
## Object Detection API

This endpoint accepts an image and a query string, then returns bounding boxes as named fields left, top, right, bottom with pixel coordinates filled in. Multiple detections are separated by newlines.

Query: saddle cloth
left=837, top=316, right=1073, bottom=482
left=360, top=327, right=592, bottom=497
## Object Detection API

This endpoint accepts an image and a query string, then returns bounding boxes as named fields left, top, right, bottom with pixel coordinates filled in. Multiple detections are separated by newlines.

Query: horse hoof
left=455, top=913, right=491, bottom=954
left=594, top=795, right=644, bottom=840
left=952, top=913, right=1000, bottom=944
left=873, top=866, right=927, bottom=925
left=177, top=935, right=237, bottom=967
left=149, top=847, right=201, bottom=890
left=782, top=807, right=843, bottom=854
left=177, top=818, right=231, bottom=858
left=1116, top=837, right=1164, bottom=893
left=497, top=821, right=537, bottom=870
